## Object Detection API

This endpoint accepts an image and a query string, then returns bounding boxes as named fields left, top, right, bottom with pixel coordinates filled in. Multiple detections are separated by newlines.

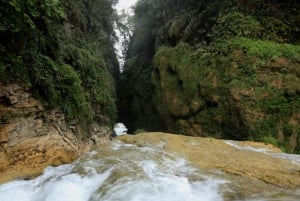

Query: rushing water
left=226, top=140, right=300, bottom=165
left=0, top=141, right=299, bottom=201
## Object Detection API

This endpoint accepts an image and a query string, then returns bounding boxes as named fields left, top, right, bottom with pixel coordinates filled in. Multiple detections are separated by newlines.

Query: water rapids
left=0, top=141, right=299, bottom=201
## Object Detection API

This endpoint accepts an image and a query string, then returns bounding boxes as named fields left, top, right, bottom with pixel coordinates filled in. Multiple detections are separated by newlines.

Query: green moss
left=250, top=117, right=297, bottom=152
left=194, top=108, right=219, bottom=133
left=30, top=55, right=92, bottom=125
left=252, top=116, right=278, bottom=140
left=295, top=129, right=300, bottom=154
left=260, top=17, right=291, bottom=43
left=257, top=95, right=291, bottom=115
left=254, top=87, right=300, bottom=117
left=153, top=44, right=203, bottom=118
left=261, top=136, right=279, bottom=147
left=283, top=124, right=293, bottom=136
left=119, top=0, right=300, bottom=152
left=154, top=44, right=201, bottom=99
left=63, top=44, right=117, bottom=122
left=151, top=40, right=300, bottom=152
left=0, top=0, right=119, bottom=139
left=212, top=12, right=261, bottom=41
left=168, top=17, right=188, bottom=41
left=224, top=37, right=300, bottom=59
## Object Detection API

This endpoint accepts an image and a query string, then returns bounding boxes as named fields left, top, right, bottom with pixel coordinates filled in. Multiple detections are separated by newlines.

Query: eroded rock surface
left=0, top=82, right=111, bottom=184
left=117, top=132, right=300, bottom=189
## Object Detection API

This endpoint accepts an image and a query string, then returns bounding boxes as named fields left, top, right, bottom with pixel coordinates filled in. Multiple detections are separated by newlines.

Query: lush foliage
left=0, top=0, right=119, bottom=137
left=224, top=37, right=300, bottom=59
left=119, top=0, right=300, bottom=152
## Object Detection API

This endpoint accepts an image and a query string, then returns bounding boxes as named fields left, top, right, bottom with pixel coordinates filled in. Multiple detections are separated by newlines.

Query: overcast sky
left=115, top=0, right=138, bottom=12
left=114, top=0, right=138, bottom=70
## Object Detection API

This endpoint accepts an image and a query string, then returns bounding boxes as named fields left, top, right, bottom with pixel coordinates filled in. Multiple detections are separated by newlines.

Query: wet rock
left=117, top=132, right=300, bottom=189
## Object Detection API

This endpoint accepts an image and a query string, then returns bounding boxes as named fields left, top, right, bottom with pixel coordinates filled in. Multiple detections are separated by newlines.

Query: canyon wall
left=118, top=0, right=300, bottom=152
left=0, top=82, right=112, bottom=183
left=0, top=0, right=120, bottom=183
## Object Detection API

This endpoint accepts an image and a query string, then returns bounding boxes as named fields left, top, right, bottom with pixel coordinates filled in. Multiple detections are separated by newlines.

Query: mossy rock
left=151, top=40, right=300, bottom=152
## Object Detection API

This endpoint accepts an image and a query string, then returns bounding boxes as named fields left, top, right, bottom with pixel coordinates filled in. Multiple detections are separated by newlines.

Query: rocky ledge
left=0, top=82, right=111, bottom=184
left=117, top=132, right=300, bottom=189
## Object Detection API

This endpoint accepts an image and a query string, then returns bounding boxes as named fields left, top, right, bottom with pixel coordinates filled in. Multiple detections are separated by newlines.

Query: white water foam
left=1, top=141, right=299, bottom=201
left=0, top=142, right=227, bottom=201
left=225, top=140, right=300, bottom=165
left=225, top=140, right=271, bottom=153
left=0, top=164, right=112, bottom=201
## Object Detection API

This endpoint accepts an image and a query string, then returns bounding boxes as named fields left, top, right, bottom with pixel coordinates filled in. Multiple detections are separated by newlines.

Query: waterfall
left=0, top=142, right=225, bottom=201
left=1, top=140, right=300, bottom=201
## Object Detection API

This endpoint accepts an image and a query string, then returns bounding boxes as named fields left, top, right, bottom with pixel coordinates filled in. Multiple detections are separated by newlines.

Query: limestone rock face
left=0, top=82, right=111, bottom=184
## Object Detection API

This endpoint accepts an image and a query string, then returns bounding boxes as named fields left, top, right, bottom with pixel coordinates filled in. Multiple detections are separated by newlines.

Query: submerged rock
left=117, top=132, right=300, bottom=189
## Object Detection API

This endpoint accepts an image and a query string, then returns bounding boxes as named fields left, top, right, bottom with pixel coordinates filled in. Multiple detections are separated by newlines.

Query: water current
left=0, top=141, right=299, bottom=201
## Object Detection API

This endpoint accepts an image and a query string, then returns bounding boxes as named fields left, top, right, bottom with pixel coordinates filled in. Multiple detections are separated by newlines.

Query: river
left=0, top=140, right=299, bottom=201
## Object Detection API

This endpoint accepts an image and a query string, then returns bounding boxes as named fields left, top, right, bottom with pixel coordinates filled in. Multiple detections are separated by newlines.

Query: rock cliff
left=0, top=0, right=119, bottom=183
left=0, top=82, right=111, bottom=184
left=118, top=0, right=300, bottom=153
left=152, top=43, right=300, bottom=152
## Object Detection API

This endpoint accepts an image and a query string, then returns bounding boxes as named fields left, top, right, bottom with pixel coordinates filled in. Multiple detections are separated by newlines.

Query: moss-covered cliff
left=0, top=0, right=119, bottom=137
left=0, top=0, right=120, bottom=177
left=119, top=0, right=300, bottom=152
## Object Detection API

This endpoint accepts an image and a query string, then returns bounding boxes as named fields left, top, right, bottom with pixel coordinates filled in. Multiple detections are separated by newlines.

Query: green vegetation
left=30, top=55, right=92, bottom=123
left=212, top=12, right=261, bottom=41
left=119, top=0, right=300, bottom=153
left=224, top=37, right=300, bottom=59
left=134, top=128, right=147, bottom=134
left=153, top=44, right=200, bottom=102
left=0, top=0, right=119, bottom=138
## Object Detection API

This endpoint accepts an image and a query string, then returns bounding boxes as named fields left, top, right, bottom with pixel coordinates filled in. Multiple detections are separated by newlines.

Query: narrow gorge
left=118, top=0, right=300, bottom=153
